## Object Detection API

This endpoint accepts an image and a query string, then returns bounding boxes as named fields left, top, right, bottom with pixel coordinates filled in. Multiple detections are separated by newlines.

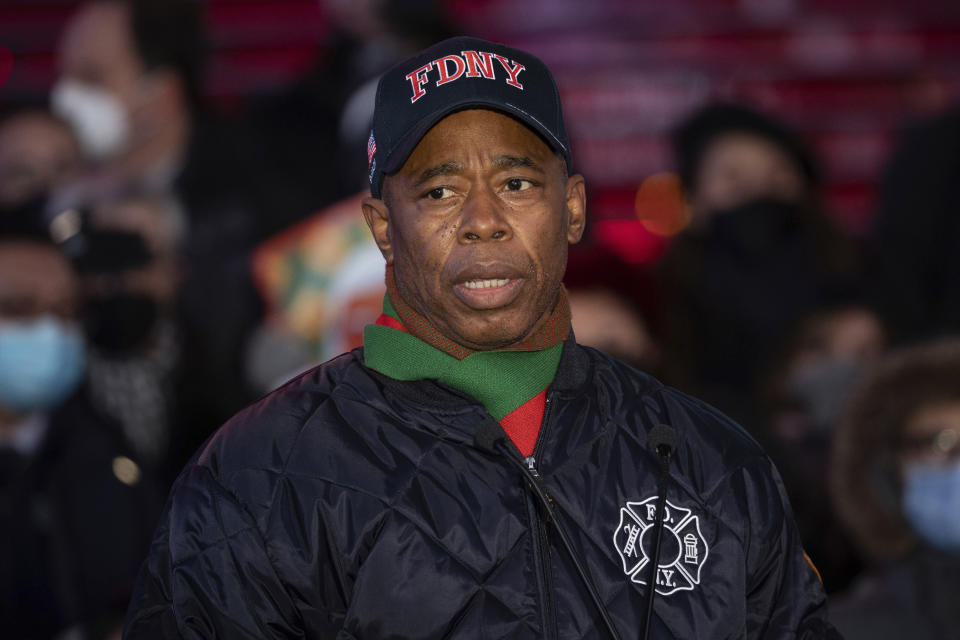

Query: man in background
left=0, top=236, right=158, bottom=639
left=0, top=108, right=80, bottom=235
left=63, top=192, right=185, bottom=478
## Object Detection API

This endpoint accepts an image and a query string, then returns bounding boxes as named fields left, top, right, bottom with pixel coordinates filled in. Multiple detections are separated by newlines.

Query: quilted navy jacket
left=124, top=340, right=839, bottom=638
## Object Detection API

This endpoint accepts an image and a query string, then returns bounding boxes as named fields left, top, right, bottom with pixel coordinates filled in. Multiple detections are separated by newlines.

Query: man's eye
left=506, top=178, right=533, bottom=191
left=426, top=187, right=453, bottom=200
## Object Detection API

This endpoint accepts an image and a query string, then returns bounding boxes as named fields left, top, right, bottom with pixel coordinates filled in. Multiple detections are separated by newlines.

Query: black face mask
left=705, top=197, right=803, bottom=259
left=0, top=193, right=49, bottom=238
left=83, top=294, right=160, bottom=355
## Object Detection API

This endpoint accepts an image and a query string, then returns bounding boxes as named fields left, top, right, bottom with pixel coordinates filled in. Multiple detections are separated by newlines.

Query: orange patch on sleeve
left=804, top=552, right=823, bottom=584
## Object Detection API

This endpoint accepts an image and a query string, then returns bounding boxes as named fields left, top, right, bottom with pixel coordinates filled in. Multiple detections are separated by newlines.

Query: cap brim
left=381, top=97, right=571, bottom=177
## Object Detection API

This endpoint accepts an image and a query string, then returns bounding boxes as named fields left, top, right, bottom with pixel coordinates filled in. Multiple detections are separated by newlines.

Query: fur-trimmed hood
left=831, top=339, right=960, bottom=561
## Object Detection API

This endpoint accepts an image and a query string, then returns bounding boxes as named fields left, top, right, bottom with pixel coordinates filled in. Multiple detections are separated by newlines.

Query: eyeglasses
left=900, top=427, right=960, bottom=462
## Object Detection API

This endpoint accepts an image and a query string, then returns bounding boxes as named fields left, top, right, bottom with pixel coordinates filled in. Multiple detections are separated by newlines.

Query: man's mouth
left=453, top=276, right=525, bottom=310
left=462, top=278, right=511, bottom=290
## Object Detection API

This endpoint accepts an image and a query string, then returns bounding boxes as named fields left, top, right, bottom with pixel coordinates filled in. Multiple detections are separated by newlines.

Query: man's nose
left=459, top=187, right=512, bottom=243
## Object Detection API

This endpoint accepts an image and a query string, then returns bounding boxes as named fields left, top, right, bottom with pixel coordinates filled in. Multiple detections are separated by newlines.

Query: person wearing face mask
left=51, top=0, right=202, bottom=190
left=59, top=193, right=186, bottom=476
left=657, top=101, right=861, bottom=426
left=51, top=0, right=270, bottom=459
left=830, top=338, right=960, bottom=639
left=0, top=235, right=159, bottom=640
left=756, top=304, right=887, bottom=593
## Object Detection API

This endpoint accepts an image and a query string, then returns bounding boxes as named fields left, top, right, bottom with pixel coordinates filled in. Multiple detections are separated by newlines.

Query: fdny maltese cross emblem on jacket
left=613, top=497, right=709, bottom=595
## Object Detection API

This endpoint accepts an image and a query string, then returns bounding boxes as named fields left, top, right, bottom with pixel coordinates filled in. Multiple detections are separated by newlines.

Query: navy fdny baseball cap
left=367, top=36, right=572, bottom=199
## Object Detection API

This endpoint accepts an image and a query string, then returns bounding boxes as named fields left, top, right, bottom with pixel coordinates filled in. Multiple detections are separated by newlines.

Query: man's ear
left=362, top=196, right=393, bottom=264
left=564, top=173, right=587, bottom=244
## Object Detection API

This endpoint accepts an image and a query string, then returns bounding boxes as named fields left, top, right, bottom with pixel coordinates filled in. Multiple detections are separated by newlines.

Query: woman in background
left=831, top=339, right=960, bottom=639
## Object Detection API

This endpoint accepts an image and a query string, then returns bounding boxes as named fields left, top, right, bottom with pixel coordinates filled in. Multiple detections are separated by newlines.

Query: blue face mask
left=902, top=459, right=960, bottom=552
left=0, top=315, right=86, bottom=412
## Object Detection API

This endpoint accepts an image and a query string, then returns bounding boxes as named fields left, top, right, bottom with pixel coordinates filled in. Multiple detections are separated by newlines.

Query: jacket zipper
left=524, top=483, right=557, bottom=640
left=494, top=394, right=559, bottom=638
left=530, top=394, right=558, bottom=639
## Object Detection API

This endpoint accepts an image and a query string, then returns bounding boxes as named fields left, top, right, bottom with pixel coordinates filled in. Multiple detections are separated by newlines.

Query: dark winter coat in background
left=0, top=393, right=160, bottom=639
left=831, top=548, right=960, bottom=640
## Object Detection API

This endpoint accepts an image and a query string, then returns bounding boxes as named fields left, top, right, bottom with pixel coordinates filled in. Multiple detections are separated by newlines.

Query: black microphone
left=648, top=424, right=678, bottom=463
left=641, top=424, right=679, bottom=640
left=474, top=420, right=622, bottom=640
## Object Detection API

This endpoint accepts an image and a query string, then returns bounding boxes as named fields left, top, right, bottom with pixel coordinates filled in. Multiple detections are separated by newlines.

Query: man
left=0, top=236, right=158, bottom=638
left=0, top=108, right=81, bottom=235
left=69, top=193, right=185, bottom=474
left=125, top=38, right=838, bottom=638
left=0, top=108, right=80, bottom=210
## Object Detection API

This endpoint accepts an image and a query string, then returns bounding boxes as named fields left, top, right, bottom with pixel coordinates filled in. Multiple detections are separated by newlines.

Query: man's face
left=0, top=113, right=80, bottom=207
left=363, top=109, right=585, bottom=350
left=0, top=242, right=78, bottom=324
left=81, top=198, right=181, bottom=308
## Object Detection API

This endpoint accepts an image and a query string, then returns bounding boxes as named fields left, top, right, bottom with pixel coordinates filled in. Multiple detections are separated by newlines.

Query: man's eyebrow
left=414, top=161, right=464, bottom=186
left=411, top=156, right=543, bottom=186
left=494, top=155, right=542, bottom=171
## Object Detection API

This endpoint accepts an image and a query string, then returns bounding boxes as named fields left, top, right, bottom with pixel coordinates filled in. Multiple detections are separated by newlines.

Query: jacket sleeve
left=123, top=464, right=304, bottom=639
left=742, top=457, right=844, bottom=640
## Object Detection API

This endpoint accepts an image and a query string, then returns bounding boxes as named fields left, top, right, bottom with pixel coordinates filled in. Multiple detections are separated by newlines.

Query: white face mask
left=51, top=79, right=131, bottom=161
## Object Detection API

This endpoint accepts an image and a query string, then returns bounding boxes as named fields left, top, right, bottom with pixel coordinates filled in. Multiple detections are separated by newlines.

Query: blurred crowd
left=1, top=0, right=959, bottom=638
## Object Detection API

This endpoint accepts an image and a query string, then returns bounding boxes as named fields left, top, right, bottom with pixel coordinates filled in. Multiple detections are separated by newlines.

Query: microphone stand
left=640, top=428, right=676, bottom=640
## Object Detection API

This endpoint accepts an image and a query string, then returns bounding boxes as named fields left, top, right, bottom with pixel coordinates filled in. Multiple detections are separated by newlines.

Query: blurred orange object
left=251, top=192, right=385, bottom=356
left=634, top=172, right=690, bottom=237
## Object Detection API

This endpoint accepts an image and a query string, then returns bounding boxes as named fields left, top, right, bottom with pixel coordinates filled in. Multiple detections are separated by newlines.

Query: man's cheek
left=435, top=221, right=458, bottom=246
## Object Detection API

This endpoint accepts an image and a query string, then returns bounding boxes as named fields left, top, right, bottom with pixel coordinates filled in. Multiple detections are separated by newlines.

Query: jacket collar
left=360, top=332, right=592, bottom=445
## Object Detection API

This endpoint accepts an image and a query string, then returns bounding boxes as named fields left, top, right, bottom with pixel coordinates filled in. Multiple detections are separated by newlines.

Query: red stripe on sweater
left=499, top=387, right=547, bottom=457
left=375, top=313, right=407, bottom=332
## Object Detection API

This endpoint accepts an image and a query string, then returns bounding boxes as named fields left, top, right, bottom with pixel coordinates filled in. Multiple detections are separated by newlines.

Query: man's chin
left=441, top=315, right=538, bottom=351
left=458, top=335, right=528, bottom=351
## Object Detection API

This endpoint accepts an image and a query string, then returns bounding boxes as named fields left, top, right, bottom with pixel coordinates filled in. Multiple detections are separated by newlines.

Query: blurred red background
left=3, top=0, right=959, bottom=259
